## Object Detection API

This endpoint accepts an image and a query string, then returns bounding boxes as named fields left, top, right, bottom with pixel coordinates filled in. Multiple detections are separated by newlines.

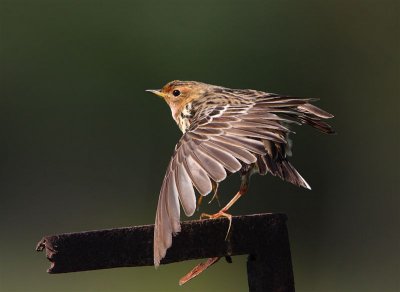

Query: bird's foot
left=179, top=257, right=220, bottom=286
left=200, top=211, right=232, bottom=240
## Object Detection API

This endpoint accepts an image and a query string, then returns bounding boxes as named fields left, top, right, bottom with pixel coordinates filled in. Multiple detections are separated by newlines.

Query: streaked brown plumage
left=147, top=80, right=334, bottom=268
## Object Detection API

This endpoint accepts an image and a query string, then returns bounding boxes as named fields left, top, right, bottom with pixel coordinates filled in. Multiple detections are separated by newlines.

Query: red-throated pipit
left=147, top=80, right=334, bottom=283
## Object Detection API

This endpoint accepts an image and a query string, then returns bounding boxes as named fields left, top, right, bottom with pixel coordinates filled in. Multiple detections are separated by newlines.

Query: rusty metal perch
left=36, top=213, right=295, bottom=292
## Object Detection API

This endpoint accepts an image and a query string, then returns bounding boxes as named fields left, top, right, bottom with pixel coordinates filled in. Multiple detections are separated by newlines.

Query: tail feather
left=256, top=98, right=334, bottom=189
left=299, top=117, right=335, bottom=134
left=297, top=103, right=334, bottom=119
left=295, top=102, right=335, bottom=134
left=260, top=154, right=311, bottom=189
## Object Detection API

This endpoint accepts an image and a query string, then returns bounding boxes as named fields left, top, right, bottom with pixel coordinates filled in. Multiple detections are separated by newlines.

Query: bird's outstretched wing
left=153, top=92, right=334, bottom=266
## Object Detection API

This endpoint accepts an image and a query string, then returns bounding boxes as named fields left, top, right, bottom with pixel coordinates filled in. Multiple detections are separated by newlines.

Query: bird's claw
left=208, top=182, right=221, bottom=206
left=208, top=191, right=221, bottom=206
left=200, top=211, right=232, bottom=240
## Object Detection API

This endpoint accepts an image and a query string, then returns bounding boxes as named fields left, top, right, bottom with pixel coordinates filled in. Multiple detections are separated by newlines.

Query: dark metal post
left=247, top=222, right=294, bottom=291
left=36, top=213, right=295, bottom=291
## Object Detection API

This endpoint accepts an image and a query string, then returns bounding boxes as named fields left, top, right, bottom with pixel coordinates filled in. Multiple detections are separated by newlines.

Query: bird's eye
left=172, top=90, right=181, bottom=97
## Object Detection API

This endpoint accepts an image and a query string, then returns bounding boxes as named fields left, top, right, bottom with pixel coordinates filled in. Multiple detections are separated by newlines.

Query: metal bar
left=36, top=213, right=294, bottom=291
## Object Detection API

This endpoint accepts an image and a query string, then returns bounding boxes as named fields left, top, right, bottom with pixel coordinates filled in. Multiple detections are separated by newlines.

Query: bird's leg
left=202, top=172, right=250, bottom=219
left=179, top=257, right=221, bottom=286
left=200, top=173, right=250, bottom=237
left=208, top=181, right=221, bottom=206
left=202, top=172, right=250, bottom=231
left=220, top=171, right=250, bottom=213
left=201, top=188, right=246, bottom=240
left=181, top=174, right=250, bottom=285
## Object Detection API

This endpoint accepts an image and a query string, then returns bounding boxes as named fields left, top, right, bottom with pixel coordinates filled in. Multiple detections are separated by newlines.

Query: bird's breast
left=176, top=102, right=194, bottom=133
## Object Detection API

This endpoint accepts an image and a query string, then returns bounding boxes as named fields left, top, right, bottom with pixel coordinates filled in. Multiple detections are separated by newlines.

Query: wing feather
left=198, top=143, right=242, bottom=173
left=192, top=147, right=227, bottom=182
left=165, top=172, right=180, bottom=234
left=175, top=164, right=196, bottom=216
left=154, top=173, right=175, bottom=266
left=184, top=155, right=212, bottom=196
left=207, top=139, right=257, bottom=164
left=226, top=128, right=287, bottom=144
left=212, top=135, right=266, bottom=155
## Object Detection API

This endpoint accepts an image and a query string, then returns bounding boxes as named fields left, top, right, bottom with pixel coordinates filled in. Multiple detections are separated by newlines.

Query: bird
left=147, top=80, right=334, bottom=271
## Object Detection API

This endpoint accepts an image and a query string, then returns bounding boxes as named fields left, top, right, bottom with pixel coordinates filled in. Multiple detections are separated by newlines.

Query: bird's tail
left=257, top=153, right=311, bottom=189
left=258, top=99, right=335, bottom=189
left=285, top=102, right=335, bottom=134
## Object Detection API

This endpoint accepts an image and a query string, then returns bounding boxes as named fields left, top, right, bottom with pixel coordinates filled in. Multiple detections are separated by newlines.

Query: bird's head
left=146, top=80, right=209, bottom=118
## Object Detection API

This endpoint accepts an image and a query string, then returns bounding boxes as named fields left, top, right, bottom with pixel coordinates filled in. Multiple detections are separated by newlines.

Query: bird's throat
left=175, top=102, right=194, bottom=133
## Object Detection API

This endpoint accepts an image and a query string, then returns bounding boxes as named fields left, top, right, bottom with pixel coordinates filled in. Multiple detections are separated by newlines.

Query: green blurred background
left=1, top=0, right=399, bottom=291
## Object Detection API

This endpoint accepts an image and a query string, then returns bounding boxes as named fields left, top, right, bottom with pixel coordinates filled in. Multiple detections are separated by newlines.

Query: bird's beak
left=146, top=89, right=165, bottom=98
